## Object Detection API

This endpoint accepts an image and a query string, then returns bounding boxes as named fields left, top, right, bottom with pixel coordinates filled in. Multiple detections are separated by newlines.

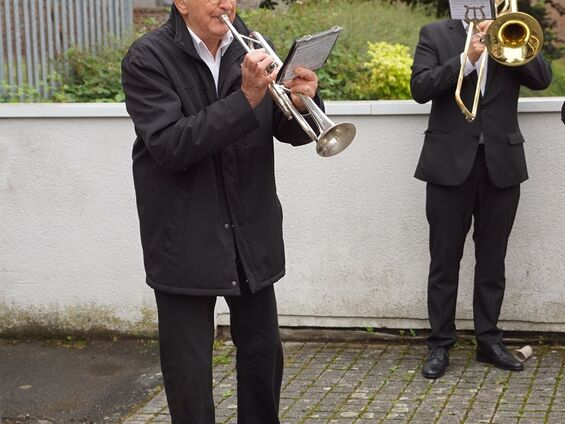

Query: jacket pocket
left=163, top=189, right=189, bottom=260
left=508, top=132, right=525, bottom=145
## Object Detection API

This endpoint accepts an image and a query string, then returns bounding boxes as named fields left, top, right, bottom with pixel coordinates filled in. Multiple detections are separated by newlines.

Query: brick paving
left=124, top=342, right=565, bottom=424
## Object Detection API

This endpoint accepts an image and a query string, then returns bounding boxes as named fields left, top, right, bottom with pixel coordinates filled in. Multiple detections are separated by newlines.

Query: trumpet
left=455, top=0, right=543, bottom=122
left=221, top=14, right=355, bottom=157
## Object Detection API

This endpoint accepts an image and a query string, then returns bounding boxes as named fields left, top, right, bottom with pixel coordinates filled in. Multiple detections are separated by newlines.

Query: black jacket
left=122, top=7, right=314, bottom=295
left=411, top=19, right=552, bottom=188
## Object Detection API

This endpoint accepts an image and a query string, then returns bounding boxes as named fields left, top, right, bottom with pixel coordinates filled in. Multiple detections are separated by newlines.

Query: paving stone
left=123, top=342, right=565, bottom=423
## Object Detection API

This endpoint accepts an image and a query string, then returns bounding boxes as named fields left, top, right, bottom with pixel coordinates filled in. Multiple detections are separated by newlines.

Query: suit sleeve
left=515, top=54, right=552, bottom=90
left=122, top=49, right=260, bottom=172
left=410, top=25, right=463, bottom=104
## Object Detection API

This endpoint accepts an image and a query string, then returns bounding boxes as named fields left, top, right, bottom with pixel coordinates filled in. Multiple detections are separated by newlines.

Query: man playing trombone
left=121, top=0, right=321, bottom=422
left=411, top=11, right=551, bottom=379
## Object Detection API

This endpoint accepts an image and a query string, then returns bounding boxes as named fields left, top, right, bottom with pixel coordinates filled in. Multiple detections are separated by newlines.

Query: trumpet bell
left=316, top=122, right=356, bottom=157
left=220, top=14, right=355, bottom=157
left=487, top=12, right=543, bottom=66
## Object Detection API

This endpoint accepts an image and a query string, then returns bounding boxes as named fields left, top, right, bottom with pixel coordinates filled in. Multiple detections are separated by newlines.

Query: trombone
left=221, top=14, right=356, bottom=157
left=455, top=0, right=544, bottom=122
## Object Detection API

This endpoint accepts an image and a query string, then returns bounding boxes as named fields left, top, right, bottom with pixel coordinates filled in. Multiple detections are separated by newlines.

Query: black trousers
left=426, top=145, right=520, bottom=349
left=154, top=277, right=283, bottom=424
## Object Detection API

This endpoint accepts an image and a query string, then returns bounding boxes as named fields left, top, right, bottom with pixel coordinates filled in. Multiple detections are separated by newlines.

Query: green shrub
left=355, top=42, right=412, bottom=100
left=240, top=0, right=434, bottom=100
left=1, top=82, right=43, bottom=103
left=51, top=41, right=130, bottom=103
left=316, top=46, right=367, bottom=100
left=3, top=0, right=563, bottom=102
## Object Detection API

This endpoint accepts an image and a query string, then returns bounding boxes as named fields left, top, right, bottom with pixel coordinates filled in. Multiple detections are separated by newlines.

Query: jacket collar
left=217, top=16, right=249, bottom=96
left=168, top=5, right=200, bottom=60
left=167, top=6, right=255, bottom=97
left=448, top=19, right=467, bottom=45
left=169, top=5, right=246, bottom=62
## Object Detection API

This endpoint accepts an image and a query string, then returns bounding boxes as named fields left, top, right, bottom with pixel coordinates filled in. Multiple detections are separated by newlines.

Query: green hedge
left=2, top=0, right=563, bottom=102
left=359, top=42, right=413, bottom=100
left=240, top=0, right=433, bottom=100
left=51, top=46, right=126, bottom=103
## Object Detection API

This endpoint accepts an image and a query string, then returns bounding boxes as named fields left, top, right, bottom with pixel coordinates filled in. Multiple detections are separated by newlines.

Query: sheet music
left=449, top=0, right=496, bottom=21
left=277, top=28, right=341, bottom=83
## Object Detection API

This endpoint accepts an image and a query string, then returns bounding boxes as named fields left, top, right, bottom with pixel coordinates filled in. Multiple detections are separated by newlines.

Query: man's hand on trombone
left=469, top=20, right=493, bottom=64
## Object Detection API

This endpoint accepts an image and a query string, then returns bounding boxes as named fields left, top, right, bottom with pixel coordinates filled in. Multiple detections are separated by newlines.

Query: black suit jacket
left=411, top=19, right=552, bottom=188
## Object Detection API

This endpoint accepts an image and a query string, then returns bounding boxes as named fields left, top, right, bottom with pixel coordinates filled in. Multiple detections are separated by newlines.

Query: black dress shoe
left=476, top=342, right=524, bottom=371
left=422, top=347, right=449, bottom=379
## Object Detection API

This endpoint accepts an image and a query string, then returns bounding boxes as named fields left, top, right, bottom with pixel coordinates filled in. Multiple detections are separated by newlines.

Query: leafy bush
left=51, top=41, right=130, bottom=103
left=240, top=0, right=433, bottom=99
left=3, top=0, right=564, bottom=102
left=240, top=0, right=431, bottom=60
left=316, top=46, right=366, bottom=100
left=1, top=82, right=43, bottom=103
left=355, top=42, right=413, bottom=100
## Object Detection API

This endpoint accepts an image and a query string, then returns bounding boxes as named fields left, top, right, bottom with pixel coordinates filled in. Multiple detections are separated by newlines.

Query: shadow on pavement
left=0, top=338, right=162, bottom=423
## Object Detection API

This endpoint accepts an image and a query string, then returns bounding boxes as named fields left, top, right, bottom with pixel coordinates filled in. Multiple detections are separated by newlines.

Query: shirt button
left=232, top=281, right=237, bottom=286
left=224, top=224, right=230, bottom=229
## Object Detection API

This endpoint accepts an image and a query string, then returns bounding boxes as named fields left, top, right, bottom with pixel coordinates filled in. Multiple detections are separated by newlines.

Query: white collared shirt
left=186, top=26, right=234, bottom=93
left=461, top=20, right=488, bottom=95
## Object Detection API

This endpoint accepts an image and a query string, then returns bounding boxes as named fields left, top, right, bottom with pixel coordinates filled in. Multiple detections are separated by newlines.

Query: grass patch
left=241, top=0, right=438, bottom=99
left=241, top=0, right=435, bottom=58
left=44, top=335, right=88, bottom=350
left=213, top=340, right=234, bottom=366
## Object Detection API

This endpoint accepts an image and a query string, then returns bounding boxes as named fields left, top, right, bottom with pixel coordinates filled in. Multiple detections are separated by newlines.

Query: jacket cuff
left=225, top=90, right=260, bottom=138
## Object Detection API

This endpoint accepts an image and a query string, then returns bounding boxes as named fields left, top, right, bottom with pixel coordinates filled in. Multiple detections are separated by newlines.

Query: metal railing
left=1, top=0, right=134, bottom=100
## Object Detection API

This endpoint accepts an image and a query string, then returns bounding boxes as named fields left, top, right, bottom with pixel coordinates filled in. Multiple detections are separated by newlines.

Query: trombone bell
left=498, top=20, right=529, bottom=48
left=487, top=12, right=543, bottom=66
left=455, top=0, right=543, bottom=122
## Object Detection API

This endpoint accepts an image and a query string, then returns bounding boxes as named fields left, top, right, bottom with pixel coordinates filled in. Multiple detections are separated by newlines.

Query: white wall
left=1, top=99, right=564, bottom=336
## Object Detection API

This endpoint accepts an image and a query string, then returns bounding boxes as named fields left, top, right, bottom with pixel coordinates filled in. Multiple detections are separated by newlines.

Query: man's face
left=175, top=0, right=236, bottom=45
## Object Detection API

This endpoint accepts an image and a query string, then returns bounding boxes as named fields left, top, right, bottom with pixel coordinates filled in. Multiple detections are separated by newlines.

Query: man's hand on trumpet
left=240, top=49, right=277, bottom=109
left=284, top=66, right=319, bottom=113
left=240, top=49, right=318, bottom=113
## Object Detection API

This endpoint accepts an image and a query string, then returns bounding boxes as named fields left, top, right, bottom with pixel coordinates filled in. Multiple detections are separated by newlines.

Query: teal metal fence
left=0, top=0, right=134, bottom=100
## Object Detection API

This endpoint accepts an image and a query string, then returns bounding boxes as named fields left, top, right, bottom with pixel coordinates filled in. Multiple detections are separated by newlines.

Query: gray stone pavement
left=123, top=342, right=565, bottom=424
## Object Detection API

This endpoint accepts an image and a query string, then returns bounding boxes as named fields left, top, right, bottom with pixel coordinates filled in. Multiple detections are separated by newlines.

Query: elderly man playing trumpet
left=121, top=0, right=322, bottom=422
left=411, top=14, right=551, bottom=379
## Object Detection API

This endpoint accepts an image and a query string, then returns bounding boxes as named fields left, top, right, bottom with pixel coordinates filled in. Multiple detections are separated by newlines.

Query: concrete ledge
left=1, top=97, right=563, bottom=118
left=1, top=100, right=564, bottom=335
left=0, top=103, right=128, bottom=118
